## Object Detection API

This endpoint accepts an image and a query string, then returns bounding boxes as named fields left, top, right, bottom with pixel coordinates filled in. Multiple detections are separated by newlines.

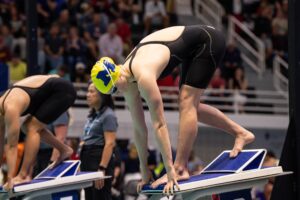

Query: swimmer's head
left=91, top=57, right=121, bottom=94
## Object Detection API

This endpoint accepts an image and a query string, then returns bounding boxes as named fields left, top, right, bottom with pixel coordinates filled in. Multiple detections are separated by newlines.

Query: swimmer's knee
left=22, top=116, right=45, bottom=133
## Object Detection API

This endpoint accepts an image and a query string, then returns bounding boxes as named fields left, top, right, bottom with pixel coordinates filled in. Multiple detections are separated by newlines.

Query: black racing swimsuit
left=1, top=77, right=76, bottom=124
left=125, top=25, right=226, bottom=88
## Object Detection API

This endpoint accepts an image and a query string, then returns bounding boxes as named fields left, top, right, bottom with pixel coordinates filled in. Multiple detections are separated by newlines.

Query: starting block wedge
left=142, top=149, right=291, bottom=200
left=0, top=160, right=110, bottom=200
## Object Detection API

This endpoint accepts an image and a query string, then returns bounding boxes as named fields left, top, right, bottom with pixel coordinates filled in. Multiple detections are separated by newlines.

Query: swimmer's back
left=140, top=26, right=185, bottom=43
left=14, top=75, right=59, bottom=88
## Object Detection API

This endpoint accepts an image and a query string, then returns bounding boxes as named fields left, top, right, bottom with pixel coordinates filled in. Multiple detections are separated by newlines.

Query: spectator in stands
left=78, top=2, right=94, bottom=28
left=91, top=0, right=111, bottom=15
left=242, top=0, right=260, bottom=17
left=86, top=12, right=109, bottom=40
left=0, top=36, right=11, bottom=63
left=65, top=26, right=85, bottom=79
left=66, top=0, right=81, bottom=25
left=44, top=23, right=64, bottom=70
left=80, top=83, right=118, bottom=200
left=0, top=24, right=13, bottom=52
left=74, top=62, right=90, bottom=83
left=228, top=67, right=248, bottom=113
left=8, top=46, right=27, bottom=83
left=281, top=0, right=288, bottom=16
left=228, top=67, right=248, bottom=91
left=57, top=9, right=71, bottom=39
left=98, top=23, right=124, bottom=64
left=221, top=42, right=242, bottom=81
left=37, top=28, right=46, bottom=73
left=261, top=33, right=274, bottom=69
left=124, top=143, right=140, bottom=174
left=115, top=16, right=132, bottom=56
left=37, top=0, right=52, bottom=28
left=272, top=2, right=288, bottom=54
left=9, top=4, right=24, bottom=38
left=37, top=0, right=67, bottom=27
left=110, top=0, right=142, bottom=24
left=11, top=23, right=26, bottom=60
left=144, top=0, right=169, bottom=35
left=82, top=31, right=99, bottom=72
left=254, top=4, right=272, bottom=37
left=0, top=2, right=10, bottom=25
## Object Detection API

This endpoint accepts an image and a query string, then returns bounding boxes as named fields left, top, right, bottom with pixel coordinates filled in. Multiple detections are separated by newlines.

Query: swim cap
left=91, top=57, right=121, bottom=94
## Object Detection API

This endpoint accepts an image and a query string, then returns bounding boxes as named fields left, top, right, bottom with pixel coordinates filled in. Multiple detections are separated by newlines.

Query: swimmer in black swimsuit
left=0, top=75, right=76, bottom=190
left=91, top=25, right=255, bottom=195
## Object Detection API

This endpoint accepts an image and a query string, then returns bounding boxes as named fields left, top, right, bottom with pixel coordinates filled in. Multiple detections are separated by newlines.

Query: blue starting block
left=142, top=149, right=291, bottom=200
left=0, top=160, right=110, bottom=200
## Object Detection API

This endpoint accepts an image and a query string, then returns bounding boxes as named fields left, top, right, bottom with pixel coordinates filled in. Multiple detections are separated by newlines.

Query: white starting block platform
left=142, top=149, right=291, bottom=200
left=0, top=160, right=109, bottom=200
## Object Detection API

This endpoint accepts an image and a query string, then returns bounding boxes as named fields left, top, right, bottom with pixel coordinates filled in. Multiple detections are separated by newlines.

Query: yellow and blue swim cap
left=91, top=57, right=121, bottom=94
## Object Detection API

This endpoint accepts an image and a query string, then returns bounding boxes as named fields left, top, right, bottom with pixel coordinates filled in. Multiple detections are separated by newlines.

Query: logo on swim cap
left=91, top=57, right=121, bottom=94
left=96, top=60, right=117, bottom=86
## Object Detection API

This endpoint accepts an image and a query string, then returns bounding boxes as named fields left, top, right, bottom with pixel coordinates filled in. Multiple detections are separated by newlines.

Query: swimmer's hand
left=163, top=168, right=180, bottom=197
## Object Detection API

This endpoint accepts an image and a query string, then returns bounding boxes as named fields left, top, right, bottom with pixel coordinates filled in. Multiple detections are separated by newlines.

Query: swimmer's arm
left=0, top=119, right=4, bottom=166
left=4, top=108, right=20, bottom=180
left=138, top=77, right=174, bottom=174
left=124, top=83, right=150, bottom=180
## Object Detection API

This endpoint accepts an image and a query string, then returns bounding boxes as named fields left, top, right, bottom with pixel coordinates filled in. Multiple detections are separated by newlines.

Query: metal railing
left=74, top=84, right=288, bottom=115
left=228, top=16, right=266, bottom=77
left=273, top=55, right=288, bottom=98
left=194, top=0, right=224, bottom=30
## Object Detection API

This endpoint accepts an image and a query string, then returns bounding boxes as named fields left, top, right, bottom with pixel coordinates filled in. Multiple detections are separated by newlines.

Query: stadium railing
left=74, top=84, right=288, bottom=116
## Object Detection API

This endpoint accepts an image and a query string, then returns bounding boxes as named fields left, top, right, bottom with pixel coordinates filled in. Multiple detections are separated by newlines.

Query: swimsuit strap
left=125, top=41, right=168, bottom=77
left=1, top=88, right=13, bottom=115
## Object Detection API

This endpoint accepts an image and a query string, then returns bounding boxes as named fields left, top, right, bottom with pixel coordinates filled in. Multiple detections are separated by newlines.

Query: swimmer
left=0, top=75, right=76, bottom=190
left=91, top=25, right=255, bottom=195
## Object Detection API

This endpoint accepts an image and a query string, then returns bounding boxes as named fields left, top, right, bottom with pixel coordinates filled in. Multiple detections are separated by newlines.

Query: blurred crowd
left=0, top=0, right=174, bottom=84
left=218, top=0, right=288, bottom=67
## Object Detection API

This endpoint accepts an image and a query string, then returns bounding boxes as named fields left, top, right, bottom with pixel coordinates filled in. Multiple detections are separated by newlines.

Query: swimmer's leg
left=152, top=85, right=203, bottom=188
left=197, top=103, right=255, bottom=157
left=13, top=116, right=43, bottom=185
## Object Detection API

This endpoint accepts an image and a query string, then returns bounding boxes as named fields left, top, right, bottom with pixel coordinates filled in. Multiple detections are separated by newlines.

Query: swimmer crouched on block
left=0, top=75, right=76, bottom=190
left=91, top=25, right=255, bottom=195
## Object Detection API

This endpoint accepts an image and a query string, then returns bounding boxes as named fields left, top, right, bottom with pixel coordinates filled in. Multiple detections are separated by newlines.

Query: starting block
left=142, top=149, right=291, bottom=200
left=0, top=160, right=110, bottom=200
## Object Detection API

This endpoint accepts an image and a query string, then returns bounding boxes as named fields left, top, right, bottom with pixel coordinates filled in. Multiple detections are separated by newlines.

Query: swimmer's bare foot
left=3, top=174, right=32, bottom=190
left=230, top=130, right=255, bottom=157
left=151, top=167, right=189, bottom=189
left=49, top=146, right=73, bottom=168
